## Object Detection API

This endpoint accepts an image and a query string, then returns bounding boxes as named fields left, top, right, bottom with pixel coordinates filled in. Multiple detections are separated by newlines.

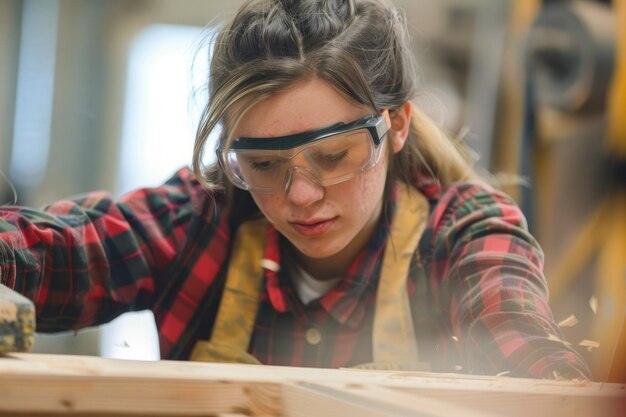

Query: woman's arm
left=425, top=182, right=591, bottom=379
left=0, top=167, right=215, bottom=332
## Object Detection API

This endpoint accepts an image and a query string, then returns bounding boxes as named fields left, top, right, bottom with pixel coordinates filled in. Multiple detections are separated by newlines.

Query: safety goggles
left=217, top=114, right=389, bottom=194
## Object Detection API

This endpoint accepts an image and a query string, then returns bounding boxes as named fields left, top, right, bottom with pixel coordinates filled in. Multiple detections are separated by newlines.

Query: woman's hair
left=192, top=0, right=475, bottom=217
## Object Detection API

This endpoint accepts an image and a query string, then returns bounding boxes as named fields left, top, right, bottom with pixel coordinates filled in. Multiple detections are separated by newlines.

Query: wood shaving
left=552, top=371, right=564, bottom=381
left=570, top=377, right=591, bottom=387
left=558, top=315, right=578, bottom=328
left=261, top=259, right=280, bottom=272
left=578, top=339, right=600, bottom=351
left=451, top=336, right=458, bottom=342
left=589, top=296, right=598, bottom=314
left=547, top=333, right=572, bottom=346
left=495, top=371, right=510, bottom=377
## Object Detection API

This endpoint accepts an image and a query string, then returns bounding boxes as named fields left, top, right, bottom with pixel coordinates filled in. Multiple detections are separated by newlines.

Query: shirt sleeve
left=423, top=182, right=591, bottom=379
left=0, top=167, right=215, bottom=332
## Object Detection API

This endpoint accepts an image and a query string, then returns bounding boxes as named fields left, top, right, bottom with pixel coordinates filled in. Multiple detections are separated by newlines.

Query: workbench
left=0, top=353, right=624, bottom=416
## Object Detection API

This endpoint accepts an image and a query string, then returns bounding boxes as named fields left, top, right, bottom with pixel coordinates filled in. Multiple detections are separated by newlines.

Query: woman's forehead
left=230, top=78, right=371, bottom=139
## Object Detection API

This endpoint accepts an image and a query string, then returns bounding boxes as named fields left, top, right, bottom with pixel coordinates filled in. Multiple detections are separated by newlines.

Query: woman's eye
left=249, top=159, right=282, bottom=171
left=317, top=150, right=348, bottom=163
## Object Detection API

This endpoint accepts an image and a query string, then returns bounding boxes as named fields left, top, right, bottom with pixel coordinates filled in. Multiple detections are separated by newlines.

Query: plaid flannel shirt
left=0, top=167, right=590, bottom=378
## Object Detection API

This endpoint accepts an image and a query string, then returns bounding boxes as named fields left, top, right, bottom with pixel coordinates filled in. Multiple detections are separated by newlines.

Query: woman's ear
left=387, top=101, right=412, bottom=154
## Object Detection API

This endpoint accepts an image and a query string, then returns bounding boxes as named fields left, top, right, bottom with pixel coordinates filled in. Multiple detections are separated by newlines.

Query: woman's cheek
left=250, top=193, right=279, bottom=224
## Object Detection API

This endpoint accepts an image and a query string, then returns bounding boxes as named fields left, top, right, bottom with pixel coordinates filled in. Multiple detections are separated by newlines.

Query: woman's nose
left=285, top=168, right=325, bottom=206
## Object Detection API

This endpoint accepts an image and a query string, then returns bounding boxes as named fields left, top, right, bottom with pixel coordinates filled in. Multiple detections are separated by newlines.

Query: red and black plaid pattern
left=0, top=168, right=590, bottom=378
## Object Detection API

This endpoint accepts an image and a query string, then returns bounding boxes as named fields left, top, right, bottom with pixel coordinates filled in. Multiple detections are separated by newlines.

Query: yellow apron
left=190, top=183, right=429, bottom=370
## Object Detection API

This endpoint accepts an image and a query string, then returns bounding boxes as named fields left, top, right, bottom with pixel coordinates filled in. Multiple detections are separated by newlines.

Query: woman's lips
left=291, top=218, right=336, bottom=236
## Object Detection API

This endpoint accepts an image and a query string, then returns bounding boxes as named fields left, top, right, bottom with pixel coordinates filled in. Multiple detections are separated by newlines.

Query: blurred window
left=9, top=0, right=59, bottom=192
left=117, top=23, right=215, bottom=195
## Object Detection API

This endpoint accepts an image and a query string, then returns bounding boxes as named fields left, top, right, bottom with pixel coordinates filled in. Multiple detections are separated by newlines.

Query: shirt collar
left=263, top=182, right=400, bottom=329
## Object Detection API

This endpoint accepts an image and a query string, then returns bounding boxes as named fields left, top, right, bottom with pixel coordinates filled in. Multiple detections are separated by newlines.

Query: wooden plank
left=0, top=354, right=282, bottom=416
left=1, top=353, right=624, bottom=416
left=1, top=375, right=281, bottom=416
left=383, top=383, right=625, bottom=417
left=310, top=376, right=626, bottom=417
left=0, top=413, right=251, bottom=417
left=283, top=383, right=502, bottom=417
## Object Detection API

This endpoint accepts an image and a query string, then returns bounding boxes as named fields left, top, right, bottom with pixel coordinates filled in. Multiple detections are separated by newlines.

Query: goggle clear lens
left=219, top=114, right=388, bottom=193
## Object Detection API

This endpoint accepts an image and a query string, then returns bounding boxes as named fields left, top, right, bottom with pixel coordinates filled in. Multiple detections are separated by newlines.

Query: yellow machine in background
left=497, top=0, right=625, bottom=382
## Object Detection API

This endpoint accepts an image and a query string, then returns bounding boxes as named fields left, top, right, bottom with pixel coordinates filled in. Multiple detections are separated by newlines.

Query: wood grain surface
left=0, top=353, right=624, bottom=416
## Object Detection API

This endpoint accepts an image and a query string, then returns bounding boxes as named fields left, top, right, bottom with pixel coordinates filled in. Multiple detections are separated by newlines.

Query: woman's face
left=230, top=78, right=404, bottom=268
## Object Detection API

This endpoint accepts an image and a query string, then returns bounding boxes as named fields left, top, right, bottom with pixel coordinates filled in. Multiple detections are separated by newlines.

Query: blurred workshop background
left=0, top=0, right=624, bottom=382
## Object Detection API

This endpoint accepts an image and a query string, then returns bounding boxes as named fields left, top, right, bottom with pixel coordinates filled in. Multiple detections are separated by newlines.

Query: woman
left=0, top=0, right=589, bottom=378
